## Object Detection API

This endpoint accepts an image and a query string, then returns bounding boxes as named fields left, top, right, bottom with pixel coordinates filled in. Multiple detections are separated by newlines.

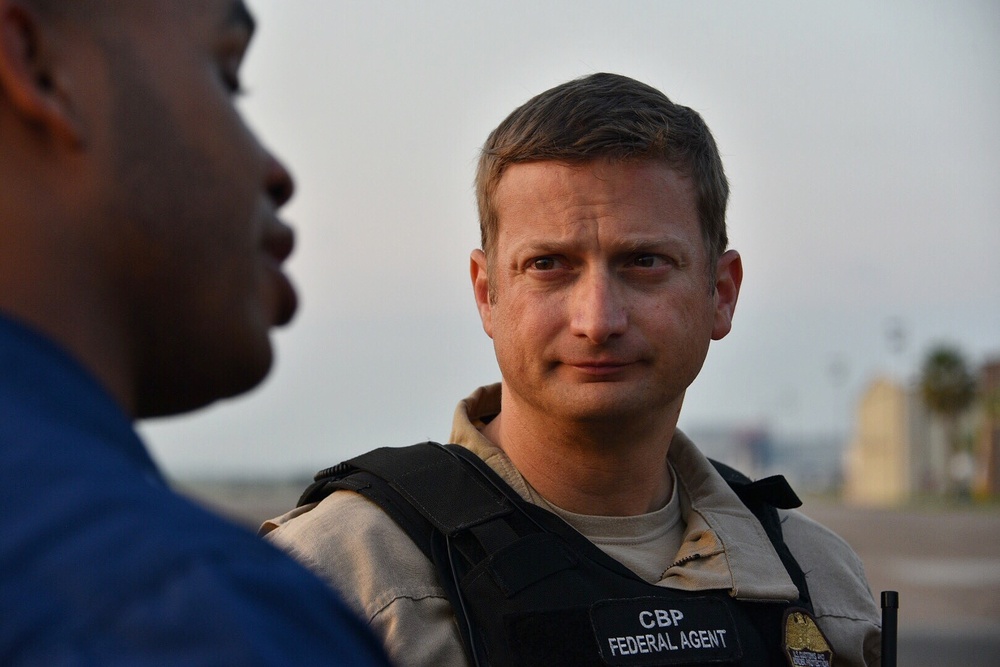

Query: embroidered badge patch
left=783, top=608, right=834, bottom=667
left=590, top=596, right=742, bottom=665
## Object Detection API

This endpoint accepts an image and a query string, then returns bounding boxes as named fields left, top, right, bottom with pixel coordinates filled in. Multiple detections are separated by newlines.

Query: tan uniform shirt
left=263, top=384, right=881, bottom=666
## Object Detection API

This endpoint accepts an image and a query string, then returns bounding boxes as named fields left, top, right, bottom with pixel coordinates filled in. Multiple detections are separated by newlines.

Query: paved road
left=802, top=501, right=1000, bottom=667
left=185, top=480, right=1000, bottom=666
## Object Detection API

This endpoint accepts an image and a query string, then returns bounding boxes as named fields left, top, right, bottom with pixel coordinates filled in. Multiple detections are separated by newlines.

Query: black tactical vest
left=299, top=442, right=811, bottom=667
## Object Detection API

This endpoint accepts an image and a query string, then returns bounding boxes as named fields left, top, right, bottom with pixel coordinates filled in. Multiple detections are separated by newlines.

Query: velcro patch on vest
left=590, top=596, right=742, bottom=665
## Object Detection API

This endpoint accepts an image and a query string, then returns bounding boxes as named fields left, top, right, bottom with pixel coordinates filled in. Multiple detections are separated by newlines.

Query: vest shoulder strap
left=299, top=442, right=513, bottom=559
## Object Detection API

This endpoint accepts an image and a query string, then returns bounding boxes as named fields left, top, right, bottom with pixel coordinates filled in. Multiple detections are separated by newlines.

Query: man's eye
left=531, top=257, right=558, bottom=271
left=219, top=49, right=247, bottom=96
left=630, top=254, right=664, bottom=268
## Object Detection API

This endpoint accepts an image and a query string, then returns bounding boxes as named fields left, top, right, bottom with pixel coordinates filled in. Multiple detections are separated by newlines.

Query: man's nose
left=568, top=268, right=627, bottom=344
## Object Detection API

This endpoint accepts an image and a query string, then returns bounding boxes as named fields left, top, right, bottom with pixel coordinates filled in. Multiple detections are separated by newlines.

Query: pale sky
left=143, top=0, right=1000, bottom=477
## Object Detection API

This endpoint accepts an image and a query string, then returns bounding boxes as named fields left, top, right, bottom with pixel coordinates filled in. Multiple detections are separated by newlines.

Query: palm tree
left=919, top=345, right=977, bottom=495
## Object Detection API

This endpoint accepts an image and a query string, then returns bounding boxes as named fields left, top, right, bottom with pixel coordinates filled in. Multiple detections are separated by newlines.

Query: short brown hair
left=476, top=73, right=729, bottom=267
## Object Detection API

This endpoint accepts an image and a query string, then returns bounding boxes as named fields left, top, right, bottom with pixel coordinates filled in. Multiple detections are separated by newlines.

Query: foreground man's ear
left=711, top=249, right=742, bottom=341
left=0, top=1, right=84, bottom=147
left=470, top=248, right=494, bottom=339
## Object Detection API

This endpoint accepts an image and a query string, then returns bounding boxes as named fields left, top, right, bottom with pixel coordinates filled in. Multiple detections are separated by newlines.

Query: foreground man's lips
left=270, top=265, right=298, bottom=326
left=262, top=218, right=297, bottom=325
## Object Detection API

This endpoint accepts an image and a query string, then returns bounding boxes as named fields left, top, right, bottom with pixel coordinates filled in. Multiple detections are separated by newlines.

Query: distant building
left=683, top=424, right=843, bottom=494
left=977, top=358, right=1000, bottom=497
left=681, top=425, right=773, bottom=479
left=844, top=377, right=929, bottom=505
left=845, top=360, right=998, bottom=506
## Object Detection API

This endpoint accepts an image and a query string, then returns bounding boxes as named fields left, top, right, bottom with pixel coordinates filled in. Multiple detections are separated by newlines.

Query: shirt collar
left=0, top=312, right=161, bottom=480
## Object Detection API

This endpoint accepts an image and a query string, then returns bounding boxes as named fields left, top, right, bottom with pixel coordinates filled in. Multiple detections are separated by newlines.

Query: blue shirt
left=0, top=314, right=391, bottom=666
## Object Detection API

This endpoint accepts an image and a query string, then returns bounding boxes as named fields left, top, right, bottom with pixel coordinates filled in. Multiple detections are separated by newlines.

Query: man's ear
left=711, top=249, right=742, bottom=341
left=470, top=248, right=494, bottom=339
left=0, top=2, right=82, bottom=145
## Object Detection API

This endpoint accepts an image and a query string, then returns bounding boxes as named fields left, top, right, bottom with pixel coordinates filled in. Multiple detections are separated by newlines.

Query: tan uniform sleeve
left=779, top=510, right=882, bottom=667
left=262, top=491, right=470, bottom=667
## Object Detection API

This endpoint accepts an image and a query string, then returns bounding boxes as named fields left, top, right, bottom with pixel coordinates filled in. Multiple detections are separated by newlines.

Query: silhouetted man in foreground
left=0, top=1, right=391, bottom=664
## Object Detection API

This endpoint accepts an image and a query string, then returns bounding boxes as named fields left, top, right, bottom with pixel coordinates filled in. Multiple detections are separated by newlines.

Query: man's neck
left=480, top=399, right=678, bottom=517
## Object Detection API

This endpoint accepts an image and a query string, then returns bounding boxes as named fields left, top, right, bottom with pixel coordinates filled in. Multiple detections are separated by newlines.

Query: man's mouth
left=566, top=360, right=633, bottom=377
left=266, top=262, right=298, bottom=326
left=262, top=218, right=297, bottom=325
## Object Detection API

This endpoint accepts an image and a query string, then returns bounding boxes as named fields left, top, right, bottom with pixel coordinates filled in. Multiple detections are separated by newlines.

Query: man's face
left=471, top=159, right=741, bottom=427
left=80, top=1, right=296, bottom=416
